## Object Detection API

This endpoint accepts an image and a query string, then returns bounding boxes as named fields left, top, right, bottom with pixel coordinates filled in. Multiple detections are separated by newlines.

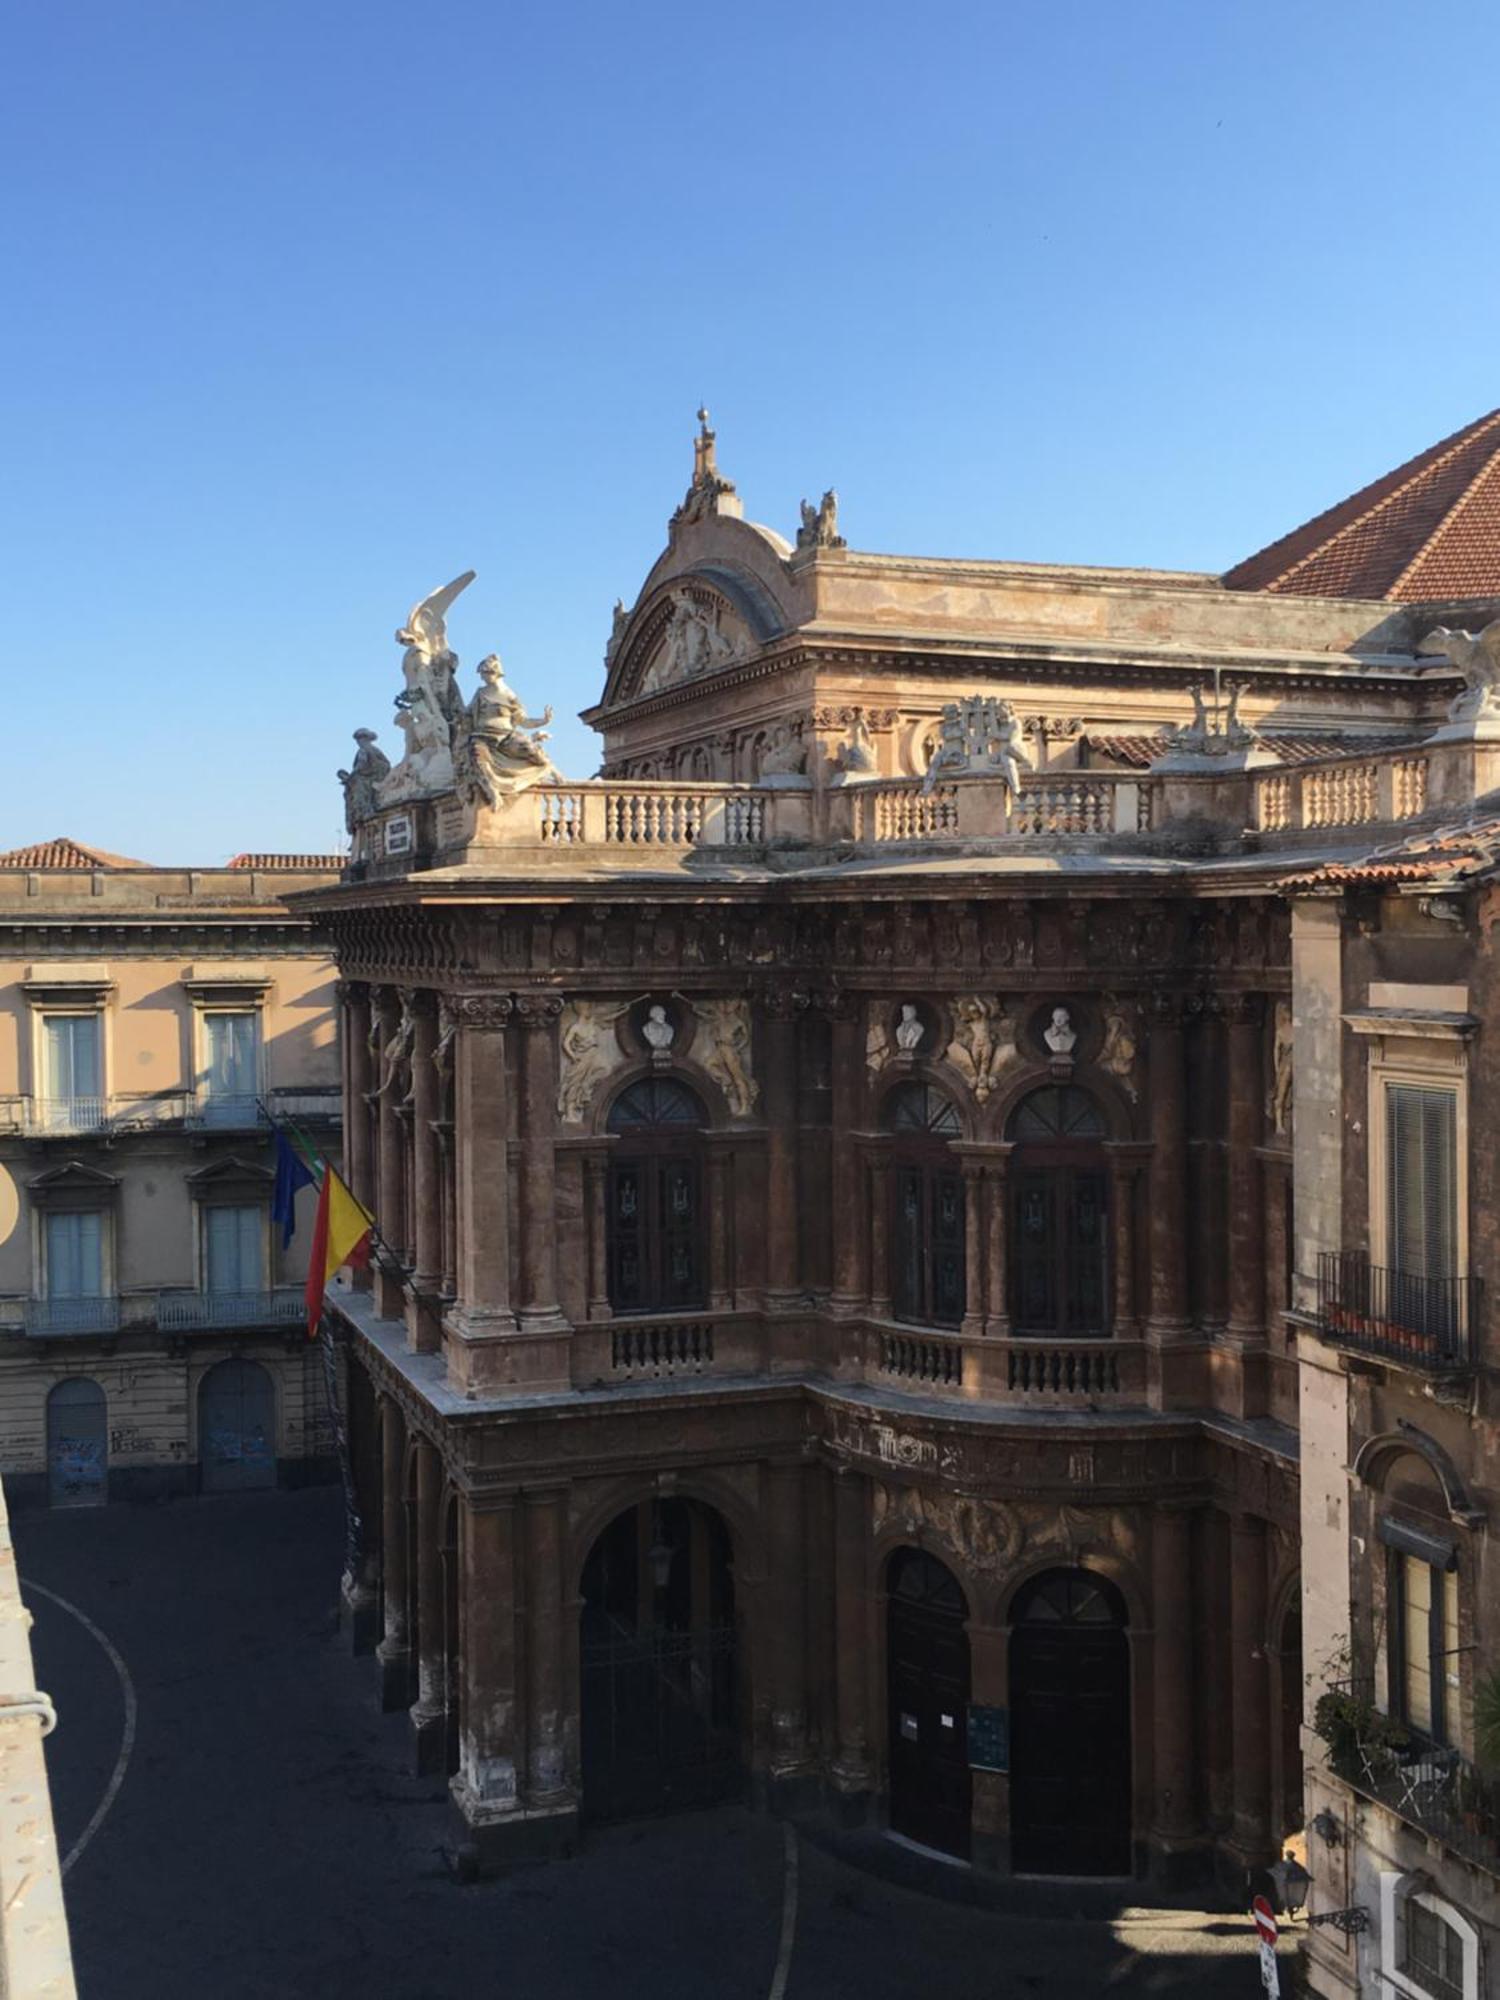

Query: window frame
left=604, top=1079, right=708, bottom=1317
left=1379, top=1873, right=1479, bottom=2000
left=1386, top=1547, right=1461, bottom=1747
left=200, top=1201, right=269, bottom=1298
left=1365, top=1039, right=1468, bottom=1282
left=41, top=1207, right=108, bottom=1302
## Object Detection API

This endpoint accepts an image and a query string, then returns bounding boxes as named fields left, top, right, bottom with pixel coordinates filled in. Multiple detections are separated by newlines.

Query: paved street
left=17, top=1487, right=1295, bottom=1999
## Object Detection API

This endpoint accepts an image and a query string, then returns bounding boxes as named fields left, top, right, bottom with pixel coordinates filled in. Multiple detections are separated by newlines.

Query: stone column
left=376, top=1397, right=410, bottom=1710
left=829, top=1007, right=867, bottom=1316
left=343, top=981, right=375, bottom=1212
left=1146, top=995, right=1189, bottom=1339
left=453, top=1497, right=522, bottom=1866
left=762, top=993, right=802, bottom=1311
left=867, top=1153, right=892, bottom=1321
left=410, top=1435, right=446, bottom=1773
left=983, top=1149, right=1012, bottom=1337
left=1229, top=1513, right=1272, bottom=1861
left=767, top=1461, right=811, bottom=1796
left=706, top=1138, right=734, bottom=1312
left=514, top=994, right=566, bottom=1329
left=582, top=1147, right=613, bottom=1322
left=961, top=1157, right=986, bottom=1336
left=1151, top=1505, right=1196, bottom=1858
left=1106, top=1145, right=1146, bottom=1338
left=375, top=989, right=411, bottom=1317
left=341, top=1353, right=381, bottom=1654
left=450, top=994, right=514, bottom=1337
left=436, top=1119, right=457, bottom=1298
left=524, top=1488, right=569, bottom=1807
left=1226, top=996, right=1266, bottom=1343
left=408, top=990, right=443, bottom=1352
left=832, top=1468, right=871, bottom=1800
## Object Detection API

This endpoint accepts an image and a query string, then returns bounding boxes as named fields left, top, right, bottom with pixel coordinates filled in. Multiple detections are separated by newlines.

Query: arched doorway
left=579, top=1495, right=739, bottom=1822
left=1009, top=1568, right=1131, bottom=1875
left=606, top=1079, right=708, bottom=1314
left=198, top=1358, right=276, bottom=1492
left=884, top=1081, right=965, bottom=1328
left=47, top=1378, right=107, bottom=1507
left=887, top=1547, right=972, bottom=1858
left=1006, top=1085, right=1109, bottom=1337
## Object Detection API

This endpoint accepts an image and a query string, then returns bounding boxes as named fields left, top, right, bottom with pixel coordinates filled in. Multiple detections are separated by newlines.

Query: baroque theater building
left=304, top=411, right=1500, bottom=1897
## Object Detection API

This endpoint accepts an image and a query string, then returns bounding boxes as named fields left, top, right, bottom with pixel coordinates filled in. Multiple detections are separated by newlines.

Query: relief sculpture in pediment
left=638, top=586, right=750, bottom=695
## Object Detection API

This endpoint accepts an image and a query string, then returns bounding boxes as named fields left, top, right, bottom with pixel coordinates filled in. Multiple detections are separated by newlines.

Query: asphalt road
left=16, top=1487, right=1297, bottom=1999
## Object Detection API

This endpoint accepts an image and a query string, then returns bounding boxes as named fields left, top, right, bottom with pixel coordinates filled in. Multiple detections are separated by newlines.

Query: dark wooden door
left=199, top=1359, right=276, bottom=1492
left=1012, top=1167, right=1108, bottom=1336
left=888, top=1550, right=972, bottom=1857
left=607, top=1154, right=705, bottom=1313
left=1010, top=1571, right=1131, bottom=1875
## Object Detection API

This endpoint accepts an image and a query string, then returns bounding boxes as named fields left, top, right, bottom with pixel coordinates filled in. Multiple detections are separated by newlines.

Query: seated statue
left=457, top=655, right=557, bottom=806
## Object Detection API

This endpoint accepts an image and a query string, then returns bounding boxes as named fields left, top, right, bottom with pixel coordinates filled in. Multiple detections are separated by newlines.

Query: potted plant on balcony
left=1313, top=1684, right=1409, bottom=1786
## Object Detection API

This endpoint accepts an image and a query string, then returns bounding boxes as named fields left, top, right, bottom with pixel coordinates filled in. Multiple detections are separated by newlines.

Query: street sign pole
left=1252, top=1894, right=1280, bottom=1998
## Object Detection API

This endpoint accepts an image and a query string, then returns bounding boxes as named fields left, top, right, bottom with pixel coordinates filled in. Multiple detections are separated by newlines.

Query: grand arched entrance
left=887, top=1547, right=972, bottom=1858
left=579, top=1495, right=740, bottom=1823
left=1009, top=1568, right=1131, bottom=1875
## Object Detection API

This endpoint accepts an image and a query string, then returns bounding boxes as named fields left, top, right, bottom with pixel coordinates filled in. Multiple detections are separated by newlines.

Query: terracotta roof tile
left=0, top=837, right=148, bottom=871
left=1081, top=732, right=1419, bottom=770
left=1223, top=410, right=1500, bottom=601
left=225, top=853, right=345, bottom=871
left=1281, top=808, right=1500, bottom=889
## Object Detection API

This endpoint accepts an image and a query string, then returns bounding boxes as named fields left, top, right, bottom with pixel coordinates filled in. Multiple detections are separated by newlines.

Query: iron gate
left=580, top=1614, right=739, bottom=1822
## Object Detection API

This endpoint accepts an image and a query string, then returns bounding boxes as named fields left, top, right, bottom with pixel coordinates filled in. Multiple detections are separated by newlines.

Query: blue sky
left=5, top=0, right=1499, bottom=861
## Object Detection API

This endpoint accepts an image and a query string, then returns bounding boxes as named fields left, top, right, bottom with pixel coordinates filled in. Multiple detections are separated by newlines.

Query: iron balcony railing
left=1316, top=1251, right=1480, bottom=1372
left=7, top=1087, right=341, bottom=1137
left=22, top=1296, right=122, bottom=1336
left=156, top=1288, right=305, bottom=1331
left=1316, top=1678, right=1500, bottom=1875
left=22, top=1095, right=110, bottom=1135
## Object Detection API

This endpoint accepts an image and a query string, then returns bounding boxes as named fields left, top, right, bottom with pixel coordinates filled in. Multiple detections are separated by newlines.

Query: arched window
left=606, top=1079, right=707, bottom=1315
left=883, top=1081, right=965, bottom=1329
left=1006, top=1084, right=1109, bottom=1338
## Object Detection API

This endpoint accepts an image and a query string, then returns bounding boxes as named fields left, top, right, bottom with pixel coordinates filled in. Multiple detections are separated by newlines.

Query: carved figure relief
left=1270, top=1000, right=1294, bottom=1136
left=830, top=709, right=876, bottom=776
left=866, top=1005, right=893, bottom=1078
left=872, top=1484, right=1024, bottom=1578
left=1098, top=1008, right=1138, bottom=1097
left=944, top=997, right=1017, bottom=1102
left=692, top=998, right=758, bottom=1116
left=921, top=696, right=1033, bottom=799
left=758, top=722, right=808, bottom=779
left=640, top=586, right=747, bottom=694
left=557, top=999, right=629, bottom=1123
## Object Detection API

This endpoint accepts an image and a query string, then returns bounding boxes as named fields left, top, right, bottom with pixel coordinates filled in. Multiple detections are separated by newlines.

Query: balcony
left=22, top=1095, right=110, bottom=1136
left=22, top=1296, right=121, bottom=1336
left=1, top=1087, right=342, bottom=1141
left=1316, top=1679, right=1500, bottom=1874
left=157, top=1288, right=305, bottom=1331
left=1316, top=1251, right=1480, bottom=1374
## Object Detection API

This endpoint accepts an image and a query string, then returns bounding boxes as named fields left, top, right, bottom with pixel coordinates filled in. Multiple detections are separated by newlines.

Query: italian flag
left=304, top=1166, right=374, bottom=1337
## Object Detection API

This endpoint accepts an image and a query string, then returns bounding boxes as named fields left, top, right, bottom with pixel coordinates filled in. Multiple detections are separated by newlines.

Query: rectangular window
left=1387, top=1084, right=1457, bottom=1279
left=42, top=1014, right=102, bottom=1118
left=1402, top=1554, right=1434, bottom=1736
left=201, top=1013, right=260, bottom=1117
left=44, top=1211, right=103, bottom=1299
left=204, top=1205, right=263, bottom=1295
left=1393, top=1553, right=1460, bottom=1744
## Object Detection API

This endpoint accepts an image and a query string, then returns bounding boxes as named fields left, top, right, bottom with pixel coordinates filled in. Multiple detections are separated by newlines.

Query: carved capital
left=512, top=992, right=565, bottom=1030
left=446, top=993, right=514, bottom=1031
left=1223, top=992, right=1266, bottom=1027
left=1147, top=991, right=1187, bottom=1029
left=758, top=984, right=810, bottom=1025
left=335, top=978, right=370, bottom=1006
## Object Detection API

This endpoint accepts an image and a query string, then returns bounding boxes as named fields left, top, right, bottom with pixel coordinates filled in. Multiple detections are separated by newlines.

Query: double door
left=1012, top=1164, right=1108, bottom=1336
left=887, top=1552, right=972, bottom=1857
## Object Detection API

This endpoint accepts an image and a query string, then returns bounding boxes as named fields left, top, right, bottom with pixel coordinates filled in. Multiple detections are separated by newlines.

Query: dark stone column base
left=768, top=1770, right=823, bottom=1817
left=340, top=1580, right=380, bottom=1657
left=410, top=1704, right=447, bottom=1776
left=448, top=1801, right=578, bottom=1880
left=376, top=1643, right=411, bottom=1712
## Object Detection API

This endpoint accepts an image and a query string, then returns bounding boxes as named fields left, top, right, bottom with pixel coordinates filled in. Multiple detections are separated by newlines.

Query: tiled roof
left=0, top=837, right=147, bottom=871
left=225, top=853, right=345, bottom=871
left=1281, top=809, right=1500, bottom=890
left=1081, top=732, right=1419, bottom=770
left=1223, top=409, right=1500, bottom=601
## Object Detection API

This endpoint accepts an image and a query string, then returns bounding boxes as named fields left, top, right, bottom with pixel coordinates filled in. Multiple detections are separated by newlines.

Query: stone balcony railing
left=350, top=728, right=1500, bottom=876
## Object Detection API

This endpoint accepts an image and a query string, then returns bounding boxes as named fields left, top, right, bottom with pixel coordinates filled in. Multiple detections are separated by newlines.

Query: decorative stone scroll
left=944, top=997, right=1017, bottom=1102
left=557, top=999, right=629, bottom=1123
left=692, top=998, right=758, bottom=1117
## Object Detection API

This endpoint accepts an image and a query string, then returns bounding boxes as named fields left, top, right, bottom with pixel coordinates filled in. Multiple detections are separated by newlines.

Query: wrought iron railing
left=1316, top=1678, right=1500, bottom=1873
left=157, top=1289, right=305, bottom=1331
left=1316, top=1252, right=1479, bottom=1372
left=22, top=1296, right=122, bottom=1336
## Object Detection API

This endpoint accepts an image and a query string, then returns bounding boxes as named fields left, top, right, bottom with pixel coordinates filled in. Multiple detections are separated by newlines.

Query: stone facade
left=0, top=846, right=343, bottom=1503
left=303, top=418, right=1500, bottom=1907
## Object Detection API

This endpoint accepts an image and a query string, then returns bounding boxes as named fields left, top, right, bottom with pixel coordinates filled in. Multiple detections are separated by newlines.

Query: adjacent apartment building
left=0, top=840, right=343, bottom=1504
left=297, top=409, right=1500, bottom=1922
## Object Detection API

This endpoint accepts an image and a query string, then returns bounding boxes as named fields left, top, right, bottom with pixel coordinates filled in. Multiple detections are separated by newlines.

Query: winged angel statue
left=375, top=571, right=476, bottom=805
left=1421, top=618, right=1500, bottom=724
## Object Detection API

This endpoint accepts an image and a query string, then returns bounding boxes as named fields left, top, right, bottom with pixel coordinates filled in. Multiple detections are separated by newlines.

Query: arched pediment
left=599, top=516, right=803, bottom=713
left=1353, top=1420, right=1485, bottom=1528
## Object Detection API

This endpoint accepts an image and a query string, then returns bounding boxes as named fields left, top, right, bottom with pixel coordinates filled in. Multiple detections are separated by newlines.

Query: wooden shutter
left=1386, top=1084, right=1457, bottom=1279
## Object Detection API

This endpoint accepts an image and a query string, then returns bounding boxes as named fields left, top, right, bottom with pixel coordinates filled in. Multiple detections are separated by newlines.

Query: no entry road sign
left=1252, top=1896, right=1278, bottom=1945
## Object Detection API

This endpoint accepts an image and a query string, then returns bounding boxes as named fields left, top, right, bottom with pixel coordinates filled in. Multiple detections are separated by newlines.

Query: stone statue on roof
left=377, top=572, right=476, bottom=805
left=338, top=730, right=391, bottom=829
left=454, top=655, right=557, bottom=807
left=921, top=696, right=1033, bottom=800
left=796, top=490, right=845, bottom=551
left=1421, top=618, right=1500, bottom=725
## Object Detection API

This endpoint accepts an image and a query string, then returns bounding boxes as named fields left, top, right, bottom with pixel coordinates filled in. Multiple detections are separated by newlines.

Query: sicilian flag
left=271, top=1131, right=317, bottom=1249
left=304, top=1165, right=374, bottom=1338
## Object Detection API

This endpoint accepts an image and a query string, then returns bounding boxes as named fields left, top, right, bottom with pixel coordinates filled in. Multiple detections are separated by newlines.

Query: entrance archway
left=579, top=1495, right=740, bottom=1822
left=1006, top=1086, right=1110, bottom=1337
left=1009, top=1568, right=1131, bottom=1875
left=47, top=1378, right=107, bottom=1508
left=198, top=1358, right=276, bottom=1492
left=887, top=1547, right=972, bottom=1858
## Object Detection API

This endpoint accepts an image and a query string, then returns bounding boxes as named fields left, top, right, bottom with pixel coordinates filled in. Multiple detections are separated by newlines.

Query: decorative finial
left=670, top=403, right=742, bottom=534
left=697, top=405, right=710, bottom=430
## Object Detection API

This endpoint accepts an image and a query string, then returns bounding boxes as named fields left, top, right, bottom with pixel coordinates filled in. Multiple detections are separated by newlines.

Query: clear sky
left=5, top=0, right=1499, bottom=861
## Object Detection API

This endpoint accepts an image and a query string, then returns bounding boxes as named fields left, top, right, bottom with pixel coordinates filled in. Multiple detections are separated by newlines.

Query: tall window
left=1387, top=1085, right=1457, bottom=1279
left=605, top=1079, right=706, bottom=1315
left=204, top=1205, right=264, bottom=1296
left=45, top=1211, right=104, bottom=1301
left=41, top=1014, right=102, bottom=1127
left=884, top=1082, right=965, bottom=1329
left=1390, top=1550, right=1459, bottom=1743
left=201, top=1012, right=260, bottom=1120
left=1006, top=1085, right=1109, bottom=1337
left=1402, top=1898, right=1467, bottom=2000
